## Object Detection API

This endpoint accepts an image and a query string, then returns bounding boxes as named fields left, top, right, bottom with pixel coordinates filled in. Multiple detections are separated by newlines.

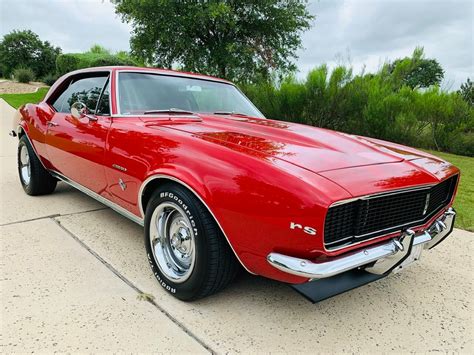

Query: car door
left=46, top=73, right=111, bottom=194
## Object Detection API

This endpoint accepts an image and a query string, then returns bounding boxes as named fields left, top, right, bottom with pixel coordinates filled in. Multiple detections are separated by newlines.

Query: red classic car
left=13, top=66, right=459, bottom=302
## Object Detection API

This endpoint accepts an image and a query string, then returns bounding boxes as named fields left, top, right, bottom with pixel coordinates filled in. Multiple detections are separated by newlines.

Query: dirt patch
left=0, top=80, right=47, bottom=94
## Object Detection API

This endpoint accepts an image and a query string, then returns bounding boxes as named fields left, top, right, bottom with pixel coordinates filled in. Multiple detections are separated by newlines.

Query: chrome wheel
left=149, top=202, right=196, bottom=283
left=19, top=144, right=31, bottom=185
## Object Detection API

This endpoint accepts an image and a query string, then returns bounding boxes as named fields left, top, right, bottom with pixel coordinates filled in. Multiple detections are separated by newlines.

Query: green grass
left=425, top=150, right=474, bottom=231
left=0, top=87, right=49, bottom=109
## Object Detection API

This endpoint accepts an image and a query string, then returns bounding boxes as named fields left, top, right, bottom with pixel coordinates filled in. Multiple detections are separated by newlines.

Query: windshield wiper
left=144, top=108, right=195, bottom=115
left=213, top=111, right=249, bottom=117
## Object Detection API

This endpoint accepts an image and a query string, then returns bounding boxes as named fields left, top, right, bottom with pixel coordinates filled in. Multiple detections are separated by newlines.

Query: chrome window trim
left=94, top=76, right=112, bottom=116
left=48, top=70, right=113, bottom=115
left=114, top=69, right=264, bottom=118
left=138, top=174, right=254, bottom=274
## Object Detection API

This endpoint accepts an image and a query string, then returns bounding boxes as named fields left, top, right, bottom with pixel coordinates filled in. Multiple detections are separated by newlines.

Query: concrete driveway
left=1, top=99, right=472, bottom=353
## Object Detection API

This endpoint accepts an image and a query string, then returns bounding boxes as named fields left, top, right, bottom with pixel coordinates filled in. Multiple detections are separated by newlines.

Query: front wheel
left=144, top=183, right=239, bottom=301
left=17, top=135, right=57, bottom=196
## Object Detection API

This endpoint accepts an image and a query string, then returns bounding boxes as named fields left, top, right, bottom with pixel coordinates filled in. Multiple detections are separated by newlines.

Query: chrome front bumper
left=267, top=207, right=456, bottom=280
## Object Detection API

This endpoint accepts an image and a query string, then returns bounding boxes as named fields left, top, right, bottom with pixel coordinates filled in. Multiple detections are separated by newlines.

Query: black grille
left=324, top=175, right=458, bottom=249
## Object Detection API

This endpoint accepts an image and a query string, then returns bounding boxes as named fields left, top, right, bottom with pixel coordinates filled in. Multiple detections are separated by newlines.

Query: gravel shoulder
left=0, top=80, right=47, bottom=94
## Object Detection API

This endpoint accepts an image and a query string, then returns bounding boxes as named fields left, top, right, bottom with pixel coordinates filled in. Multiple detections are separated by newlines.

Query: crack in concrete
left=59, top=207, right=109, bottom=217
left=0, top=214, right=61, bottom=226
left=0, top=207, right=109, bottom=227
left=50, top=217, right=215, bottom=354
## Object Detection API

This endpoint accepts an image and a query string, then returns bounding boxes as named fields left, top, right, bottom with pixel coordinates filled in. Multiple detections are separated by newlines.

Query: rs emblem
left=290, top=222, right=317, bottom=235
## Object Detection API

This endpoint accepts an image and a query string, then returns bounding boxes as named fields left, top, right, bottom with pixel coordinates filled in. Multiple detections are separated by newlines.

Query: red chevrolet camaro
left=13, top=66, right=459, bottom=302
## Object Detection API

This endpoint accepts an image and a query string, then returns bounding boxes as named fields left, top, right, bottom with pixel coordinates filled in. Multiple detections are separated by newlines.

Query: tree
left=458, top=78, right=473, bottom=106
left=55, top=45, right=140, bottom=76
left=89, top=44, right=111, bottom=55
left=0, top=30, right=61, bottom=78
left=113, top=0, right=314, bottom=82
left=387, top=47, right=444, bottom=89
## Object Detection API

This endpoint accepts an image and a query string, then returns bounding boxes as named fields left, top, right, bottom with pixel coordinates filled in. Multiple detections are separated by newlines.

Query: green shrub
left=56, top=54, right=80, bottom=75
left=241, top=65, right=474, bottom=157
left=88, top=54, right=136, bottom=67
left=13, top=67, right=35, bottom=83
left=89, top=44, right=110, bottom=55
left=41, top=73, right=58, bottom=86
left=56, top=52, right=139, bottom=75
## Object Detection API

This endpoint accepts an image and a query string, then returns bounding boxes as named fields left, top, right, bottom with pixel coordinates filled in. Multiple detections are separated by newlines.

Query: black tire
left=144, top=183, right=239, bottom=301
left=17, top=135, right=57, bottom=196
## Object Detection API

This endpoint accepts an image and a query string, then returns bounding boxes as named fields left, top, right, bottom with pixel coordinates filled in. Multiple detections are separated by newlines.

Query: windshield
left=117, top=72, right=264, bottom=118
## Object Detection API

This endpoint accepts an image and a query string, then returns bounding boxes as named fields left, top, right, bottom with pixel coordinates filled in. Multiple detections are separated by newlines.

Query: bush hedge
left=56, top=54, right=81, bottom=76
left=241, top=66, right=473, bottom=157
left=13, top=67, right=35, bottom=83
left=56, top=52, right=139, bottom=76
left=41, top=73, right=58, bottom=86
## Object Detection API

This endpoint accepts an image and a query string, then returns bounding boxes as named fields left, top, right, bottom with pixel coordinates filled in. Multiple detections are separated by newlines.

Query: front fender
left=139, top=134, right=351, bottom=283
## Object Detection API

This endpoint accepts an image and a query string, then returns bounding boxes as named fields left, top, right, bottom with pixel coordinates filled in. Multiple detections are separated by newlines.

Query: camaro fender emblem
left=119, top=178, right=127, bottom=191
left=290, top=222, right=317, bottom=235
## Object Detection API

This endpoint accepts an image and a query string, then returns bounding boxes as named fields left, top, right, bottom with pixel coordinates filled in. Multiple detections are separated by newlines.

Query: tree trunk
left=219, top=65, right=227, bottom=79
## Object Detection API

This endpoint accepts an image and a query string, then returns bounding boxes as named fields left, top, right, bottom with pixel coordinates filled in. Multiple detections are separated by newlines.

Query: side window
left=95, top=80, right=110, bottom=115
left=52, top=87, right=68, bottom=112
left=51, top=75, right=108, bottom=113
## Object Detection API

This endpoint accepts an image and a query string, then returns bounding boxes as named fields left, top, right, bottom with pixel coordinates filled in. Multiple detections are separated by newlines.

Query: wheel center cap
left=171, top=227, right=190, bottom=249
left=173, top=227, right=191, bottom=253
left=171, top=234, right=181, bottom=248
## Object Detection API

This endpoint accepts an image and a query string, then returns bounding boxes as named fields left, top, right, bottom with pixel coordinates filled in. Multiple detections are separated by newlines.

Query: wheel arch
left=139, top=174, right=254, bottom=274
left=140, top=176, right=173, bottom=218
left=16, top=124, right=51, bottom=171
left=17, top=124, right=27, bottom=138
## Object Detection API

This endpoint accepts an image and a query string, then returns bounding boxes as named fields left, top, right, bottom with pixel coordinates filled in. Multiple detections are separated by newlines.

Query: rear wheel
left=17, top=135, right=57, bottom=195
left=144, top=183, right=239, bottom=301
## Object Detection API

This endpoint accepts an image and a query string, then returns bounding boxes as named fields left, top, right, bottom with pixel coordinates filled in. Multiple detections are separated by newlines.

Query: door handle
left=47, top=121, right=59, bottom=127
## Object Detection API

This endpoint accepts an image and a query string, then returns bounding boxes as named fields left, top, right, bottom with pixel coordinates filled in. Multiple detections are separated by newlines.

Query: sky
left=0, top=0, right=472, bottom=89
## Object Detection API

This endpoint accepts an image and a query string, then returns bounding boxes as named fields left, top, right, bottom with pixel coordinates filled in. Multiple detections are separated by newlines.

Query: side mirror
left=71, top=102, right=97, bottom=121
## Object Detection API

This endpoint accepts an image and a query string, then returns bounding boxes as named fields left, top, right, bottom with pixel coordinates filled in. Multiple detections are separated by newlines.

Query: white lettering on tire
left=147, top=252, right=176, bottom=293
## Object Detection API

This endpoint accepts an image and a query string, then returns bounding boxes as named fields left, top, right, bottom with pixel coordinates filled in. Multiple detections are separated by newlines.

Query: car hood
left=144, top=114, right=447, bottom=174
left=142, top=114, right=459, bottom=195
